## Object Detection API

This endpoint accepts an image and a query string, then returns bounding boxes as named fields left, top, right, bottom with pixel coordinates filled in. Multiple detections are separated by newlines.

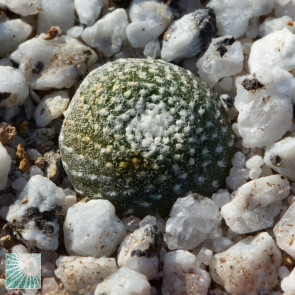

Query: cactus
left=59, top=58, right=235, bottom=216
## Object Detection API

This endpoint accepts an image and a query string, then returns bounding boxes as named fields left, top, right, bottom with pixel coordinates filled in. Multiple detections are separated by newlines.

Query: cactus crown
left=59, top=58, right=235, bottom=216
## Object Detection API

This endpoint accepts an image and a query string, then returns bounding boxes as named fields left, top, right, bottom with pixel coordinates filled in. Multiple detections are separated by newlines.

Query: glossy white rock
left=34, top=90, right=70, bottom=127
left=210, top=232, right=281, bottom=294
left=117, top=224, right=163, bottom=280
left=37, top=0, right=75, bottom=33
left=281, top=267, right=295, bottom=294
left=1, top=0, right=41, bottom=16
left=161, top=8, right=216, bottom=62
left=165, top=194, right=222, bottom=250
left=222, top=175, right=290, bottom=234
left=6, top=175, right=65, bottom=250
left=259, top=16, right=295, bottom=36
left=127, top=0, right=172, bottom=48
left=226, top=167, right=249, bottom=191
left=246, top=155, right=264, bottom=169
left=0, top=66, right=29, bottom=107
left=234, top=67, right=294, bottom=148
left=0, top=142, right=11, bottom=190
left=0, top=19, right=32, bottom=57
left=55, top=256, right=118, bottom=294
left=197, top=36, right=244, bottom=87
left=162, top=250, right=211, bottom=295
left=74, top=0, right=107, bottom=26
left=274, top=202, right=295, bottom=258
left=249, top=28, right=295, bottom=73
left=94, top=267, right=151, bottom=295
left=264, top=134, right=295, bottom=181
left=63, top=199, right=126, bottom=258
left=81, top=9, right=128, bottom=57
left=10, top=34, right=97, bottom=90
left=208, top=0, right=274, bottom=38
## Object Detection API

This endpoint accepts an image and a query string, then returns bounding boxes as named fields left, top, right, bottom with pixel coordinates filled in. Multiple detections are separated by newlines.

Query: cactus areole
left=59, top=58, right=235, bottom=216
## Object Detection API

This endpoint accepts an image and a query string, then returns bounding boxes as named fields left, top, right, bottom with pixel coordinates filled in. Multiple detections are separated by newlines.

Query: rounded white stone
left=222, top=175, right=290, bottom=234
left=63, top=199, right=126, bottom=257
left=210, top=232, right=281, bottom=294
left=94, top=267, right=151, bottom=295
left=162, top=250, right=211, bottom=295
left=0, top=142, right=11, bottom=190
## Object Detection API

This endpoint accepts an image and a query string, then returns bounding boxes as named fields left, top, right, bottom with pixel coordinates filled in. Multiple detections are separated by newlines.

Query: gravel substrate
left=1, top=0, right=295, bottom=294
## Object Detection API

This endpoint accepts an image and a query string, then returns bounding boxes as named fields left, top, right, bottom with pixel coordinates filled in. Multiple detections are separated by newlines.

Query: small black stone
left=241, top=78, right=264, bottom=92
left=112, top=0, right=132, bottom=8
left=215, top=37, right=235, bottom=57
left=0, top=92, right=11, bottom=101
left=32, top=61, right=44, bottom=74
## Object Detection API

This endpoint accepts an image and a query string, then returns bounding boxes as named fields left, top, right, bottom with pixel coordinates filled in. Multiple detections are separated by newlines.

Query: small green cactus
left=59, top=58, right=235, bottom=216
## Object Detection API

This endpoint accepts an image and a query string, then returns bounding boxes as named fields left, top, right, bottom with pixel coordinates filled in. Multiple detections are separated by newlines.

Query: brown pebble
left=35, top=156, right=45, bottom=169
left=16, top=144, right=32, bottom=173
left=43, top=26, right=59, bottom=40
left=0, top=122, right=17, bottom=145
left=0, top=234, right=16, bottom=250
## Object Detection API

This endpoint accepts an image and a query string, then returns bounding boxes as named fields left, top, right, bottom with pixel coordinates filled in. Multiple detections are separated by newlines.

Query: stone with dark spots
left=0, top=92, right=11, bottom=102
left=18, top=204, right=62, bottom=235
left=241, top=78, right=264, bottom=92
left=198, top=8, right=217, bottom=51
left=32, top=61, right=44, bottom=74
left=271, top=155, right=282, bottom=167
left=215, top=37, right=235, bottom=57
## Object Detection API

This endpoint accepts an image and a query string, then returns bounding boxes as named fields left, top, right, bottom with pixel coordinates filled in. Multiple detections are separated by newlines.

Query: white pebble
left=234, top=67, right=293, bottom=148
left=161, top=8, right=214, bottom=62
left=226, top=167, right=249, bottom=191
left=94, top=267, right=151, bottom=295
left=165, top=194, right=221, bottom=250
left=212, top=237, right=234, bottom=253
left=34, top=91, right=70, bottom=127
left=197, top=36, right=244, bottom=87
left=11, top=35, right=97, bottom=90
left=117, top=224, right=163, bottom=280
left=82, top=9, right=128, bottom=57
left=66, top=26, right=84, bottom=38
left=281, top=267, right=295, bottom=293
left=0, top=19, right=32, bottom=57
left=127, top=0, right=173, bottom=49
left=0, top=66, right=29, bottom=107
left=232, top=151, right=246, bottom=168
left=63, top=199, right=126, bottom=257
left=162, top=250, right=211, bottom=295
left=6, top=175, right=65, bottom=250
left=210, top=232, right=281, bottom=294
left=259, top=16, right=295, bottom=37
left=249, top=28, right=295, bottom=73
left=246, top=155, right=264, bottom=169
left=222, top=175, right=290, bottom=234
left=42, top=278, right=58, bottom=294
left=279, top=266, right=290, bottom=279
left=211, top=189, right=230, bottom=208
left=264, top=134, right=295, bottom=181
left=1, top=0, right=41, bottom=16
left=0, top=142, right=11, bottom=190
left=27, top=149, right=42, bottom=161
left=274, top=202, right=295, bottom=258
left=196, top=247, right=213, bottom=266
left=38, top=0, right=75, bottom=33
left=55, top=256, right=118, bottom=293
left=74, top=0, right=107, bottom=26
left=11, top=244, right=27, bottom=253
left=248, top=167, right=262, bottom=179
left=29, top=165, right=43, bottom=177
left=143, top=40, right=160, bottom=59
